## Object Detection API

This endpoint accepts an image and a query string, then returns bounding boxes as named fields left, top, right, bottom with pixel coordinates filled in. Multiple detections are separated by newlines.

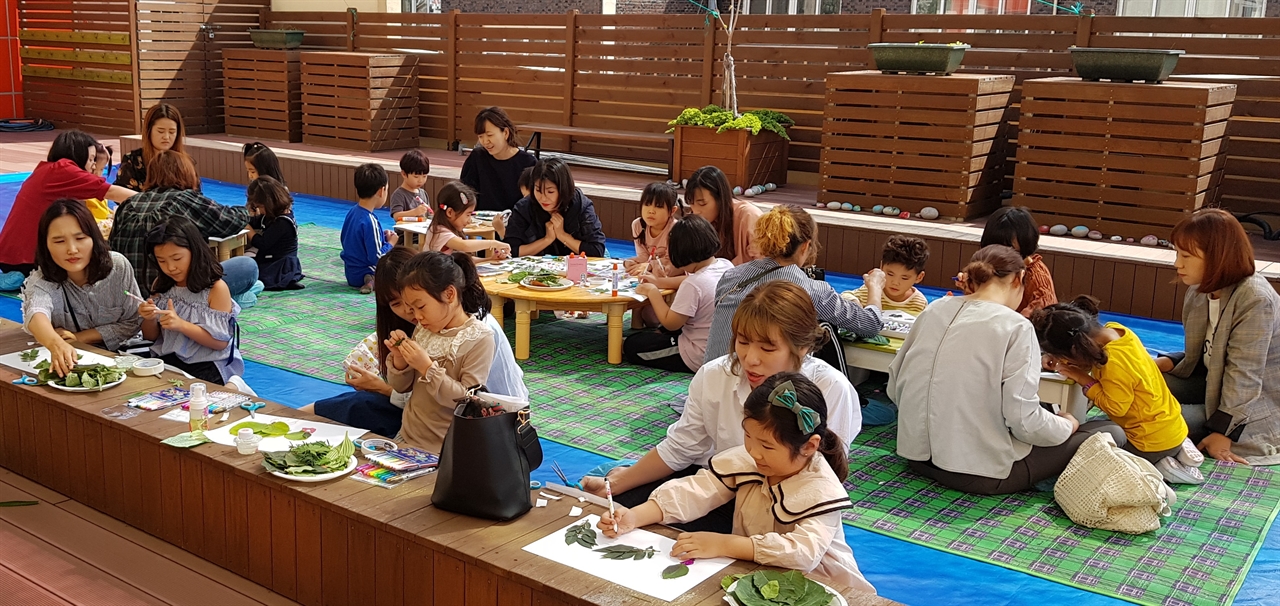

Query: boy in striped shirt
left=843, top=235, right=930, bottom=316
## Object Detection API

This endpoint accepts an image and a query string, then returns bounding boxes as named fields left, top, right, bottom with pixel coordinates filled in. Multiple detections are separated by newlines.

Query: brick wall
left=441, top=0, right=602, bottom=12
left=617, top=0, right=731, bottom=12
left=844, top=1, right=1124, bottom=13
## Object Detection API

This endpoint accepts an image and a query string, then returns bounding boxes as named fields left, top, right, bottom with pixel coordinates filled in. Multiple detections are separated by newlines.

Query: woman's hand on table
left=46, top=338, right=78, bottom=378
left=1199, top=432, right=1250, bottom=464
left=1155, top=356, right=1175, bottom=373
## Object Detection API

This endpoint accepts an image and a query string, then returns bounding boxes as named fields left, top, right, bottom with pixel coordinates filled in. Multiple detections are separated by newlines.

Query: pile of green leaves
left=668, top=105, right=795, bottom=140
left=34, top=361, right=122, bottom=389
left=565, top=520, right=598, bottom=548
left=261, top=434, right=355, bottom=476
left=721, top=570, right=834, bottom=606
left=19, top=348, right=41, bottom=362
left=232, top=420, right=312, bottom=441
left=507, top=269, right=565, bottom=287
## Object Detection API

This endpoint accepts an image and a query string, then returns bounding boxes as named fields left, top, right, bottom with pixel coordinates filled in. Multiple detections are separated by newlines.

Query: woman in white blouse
left=581, top=281, right=860, bottom=533
left=889, top=245, right=1120, bottom=494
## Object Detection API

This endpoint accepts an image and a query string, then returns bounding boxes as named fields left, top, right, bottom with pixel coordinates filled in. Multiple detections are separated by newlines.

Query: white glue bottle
left=188, top=382, right=209, bottom=433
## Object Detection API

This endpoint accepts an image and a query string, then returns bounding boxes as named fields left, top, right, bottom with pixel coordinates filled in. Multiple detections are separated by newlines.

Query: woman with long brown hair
left=115, top=103, right=188, bottom=190
left=580, top=281, right=860, bottom=533
left=1156, top=209, right=1280, bottom=465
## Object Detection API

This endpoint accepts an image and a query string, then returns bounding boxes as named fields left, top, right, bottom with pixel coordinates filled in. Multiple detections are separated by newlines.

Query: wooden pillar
left=1075, top=10, right=1095, bottom=48
left=563, top=10, right=577, bottom=127
left=346, top=8, right=357, bottom=52
left=446, top=9, right=459, bottom=146
left=869, top=8, right=885, bottom=44
left=129, top=0, right=142, bottom=133
left=700, top=17, right=715, bottom=107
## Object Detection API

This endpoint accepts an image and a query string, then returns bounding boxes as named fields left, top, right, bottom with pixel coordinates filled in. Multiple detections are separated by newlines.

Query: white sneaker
left=1177, top=438, right=1205, bottom=467
left=226, top=375, right=257, bottom=396
left=1156, top=456, right=1205, bottom=485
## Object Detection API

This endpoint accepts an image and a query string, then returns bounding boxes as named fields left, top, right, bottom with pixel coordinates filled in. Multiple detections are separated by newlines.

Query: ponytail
left=754, top=204, right=818, bottom=263
left=817, top=428, right=848, bottom=481
left=450, top=251, right=491, bottom=319
left=1030, top=294, right=1108, bottom=368
left=397, top=251, right=491, bottom=320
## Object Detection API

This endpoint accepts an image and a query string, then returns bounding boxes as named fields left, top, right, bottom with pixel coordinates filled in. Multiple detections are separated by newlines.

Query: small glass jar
left=235, top=428, right=261, bottom=455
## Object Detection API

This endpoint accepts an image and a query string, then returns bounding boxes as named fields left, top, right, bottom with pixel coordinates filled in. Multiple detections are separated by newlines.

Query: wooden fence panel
left=135, top=1, right=214, bottom=132
left=17, top=0, right=137, bottom=135
left=353, top=12, right=450, bottom=141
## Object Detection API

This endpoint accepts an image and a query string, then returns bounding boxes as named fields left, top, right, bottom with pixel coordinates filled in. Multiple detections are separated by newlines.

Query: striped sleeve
left=810, top=280, right=883, bottom=338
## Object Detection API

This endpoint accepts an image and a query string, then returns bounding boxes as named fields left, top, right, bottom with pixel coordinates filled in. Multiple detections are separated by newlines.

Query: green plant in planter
left=668, top=105, right=794, bottom=140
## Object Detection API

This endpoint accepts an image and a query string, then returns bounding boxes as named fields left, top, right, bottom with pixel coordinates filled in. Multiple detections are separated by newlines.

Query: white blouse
left=655, top=355, right=861, bottom=471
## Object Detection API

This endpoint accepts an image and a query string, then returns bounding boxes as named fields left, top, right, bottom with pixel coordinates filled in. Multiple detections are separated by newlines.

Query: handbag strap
left=517, top=411, right=543, bottom=470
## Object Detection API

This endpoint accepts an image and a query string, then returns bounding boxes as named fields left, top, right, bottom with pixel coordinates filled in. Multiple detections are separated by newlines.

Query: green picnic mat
left=232, top=223, right=1280, bottom=606
left=239, top=224, right=683, bottom=459
left=844, top=423, right=1280, bottom=606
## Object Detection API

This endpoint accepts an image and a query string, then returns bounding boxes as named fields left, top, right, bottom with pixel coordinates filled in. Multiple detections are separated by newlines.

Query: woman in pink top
left=685, top=165, right=761, bottom=266
left=624, top=182, right=684, bottom=289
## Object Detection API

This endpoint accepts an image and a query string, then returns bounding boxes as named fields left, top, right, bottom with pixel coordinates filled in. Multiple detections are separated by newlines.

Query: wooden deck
left=0, top=468, right=295, bottom=606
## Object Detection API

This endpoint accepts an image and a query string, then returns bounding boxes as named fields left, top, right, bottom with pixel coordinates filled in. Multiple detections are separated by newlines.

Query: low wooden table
left=394, top=220, right=496, bottom=252
left=207, top=229, right=250, bottom=262
left=485, top=274, right=663, bottom=365
left=842, top=338, right=1090, bottom=419
left=0, top=323, right=888, bottom=606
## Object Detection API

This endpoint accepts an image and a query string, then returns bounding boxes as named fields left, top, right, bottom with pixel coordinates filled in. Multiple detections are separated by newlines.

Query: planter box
left=224, top=49, right=302, bottom=142
left=672, top=125, right=789, bottom=190
left=820, top=71, right=1014, bottom=220
left=249, top=29, right=305, bottom=50
left=301, top=52, right=420, bottom=152
left=869, top=43, right=969, bottom=76
left=1071, top=48, right=1184, bottom=83
left=1013, top=77, right=1235, bottom=240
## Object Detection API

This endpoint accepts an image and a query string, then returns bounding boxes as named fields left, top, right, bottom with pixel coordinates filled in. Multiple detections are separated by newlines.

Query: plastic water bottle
left=188, top=382, right=208, bottom=433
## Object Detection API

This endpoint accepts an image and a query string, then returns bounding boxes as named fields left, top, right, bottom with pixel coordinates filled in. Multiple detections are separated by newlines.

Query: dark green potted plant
left=1070, top=48, right=1185, bottom=83
left=248, top=29, right=306, bottom=50
left=869, top=42, right=970, bottom=76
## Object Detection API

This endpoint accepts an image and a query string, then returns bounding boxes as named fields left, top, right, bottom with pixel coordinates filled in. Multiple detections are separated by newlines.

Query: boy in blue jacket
left=341, top=163, right=399, bottom=293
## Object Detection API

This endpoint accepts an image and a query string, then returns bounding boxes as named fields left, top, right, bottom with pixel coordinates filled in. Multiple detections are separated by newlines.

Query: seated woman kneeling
left=889, top=245, right=1121, bottom=495
left=582, top=281, right=861, bottom=533
left=22, top=199, right=144, bottom=375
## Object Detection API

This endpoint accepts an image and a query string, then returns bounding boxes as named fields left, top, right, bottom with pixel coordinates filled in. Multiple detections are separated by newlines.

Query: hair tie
left=768, top=380, right=820, bottom=434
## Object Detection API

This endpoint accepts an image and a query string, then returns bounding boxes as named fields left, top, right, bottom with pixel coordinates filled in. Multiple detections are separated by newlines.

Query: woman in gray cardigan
left=889, top=245, right=1120, bottom=494
left=1157, top=209, right=1280, bottom=466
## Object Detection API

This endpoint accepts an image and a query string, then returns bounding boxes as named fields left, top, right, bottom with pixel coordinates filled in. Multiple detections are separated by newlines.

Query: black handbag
left=430, top=390, right=543, bottom=521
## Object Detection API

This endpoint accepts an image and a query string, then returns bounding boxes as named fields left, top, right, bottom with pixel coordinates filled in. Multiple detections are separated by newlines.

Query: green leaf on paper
left=564, top=520, right=598, bottom=548
left=662, top=563, right=689, bottom=579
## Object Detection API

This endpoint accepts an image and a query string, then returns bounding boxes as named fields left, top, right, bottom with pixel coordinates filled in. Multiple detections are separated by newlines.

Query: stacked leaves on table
left=261, top=435, right=355, bottom=476
left=722, top=570, right=834, bottom=606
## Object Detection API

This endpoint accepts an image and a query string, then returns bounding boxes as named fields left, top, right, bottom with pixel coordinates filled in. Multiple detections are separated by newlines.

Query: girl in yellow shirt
left=1033, top=295, right=1206, bottom=484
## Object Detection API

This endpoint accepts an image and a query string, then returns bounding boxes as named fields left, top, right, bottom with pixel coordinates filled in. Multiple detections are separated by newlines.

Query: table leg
left=217, top=243, right=231, bottom=262
left=489, top=295, right=506, bottom=327
left=1064, top=383, right=1091, bottom=421
left=514, top=299, right=533, bottom=360
left=606, top=303, right=625, bottom=364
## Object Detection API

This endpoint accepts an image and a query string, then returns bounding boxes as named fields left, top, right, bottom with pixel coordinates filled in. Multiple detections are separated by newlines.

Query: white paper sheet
left=522, top=514, right=734, bottom=602
left=0, top=346, right=118, bottom=374
left=203, top=412, right=367, bottom=452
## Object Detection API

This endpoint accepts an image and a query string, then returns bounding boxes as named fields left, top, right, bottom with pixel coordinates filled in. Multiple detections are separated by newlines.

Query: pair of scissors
left=11, top=375, right=37, bottom=386
left=551, top=460, right=581, bottom=490
left=240, top=401, right=265, bottom=420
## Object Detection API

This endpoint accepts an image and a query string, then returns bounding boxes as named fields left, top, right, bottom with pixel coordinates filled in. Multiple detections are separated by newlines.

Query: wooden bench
left=0, top=321, right=889, bottom=606
left=521, top=123, right=674, bottom=177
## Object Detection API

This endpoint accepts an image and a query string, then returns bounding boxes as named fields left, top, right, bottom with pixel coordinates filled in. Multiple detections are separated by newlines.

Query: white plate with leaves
left=262, top=436, right=359, bottom=482
left=519, top=275, right=572, bottom=291
left=722, top=570, right=847, bottom=606
left=42, top=362, right=127, bottom=392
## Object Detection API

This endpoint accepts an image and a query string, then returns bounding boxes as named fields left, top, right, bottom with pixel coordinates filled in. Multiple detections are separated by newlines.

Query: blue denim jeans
left=221, top=256, right=259, bottom=299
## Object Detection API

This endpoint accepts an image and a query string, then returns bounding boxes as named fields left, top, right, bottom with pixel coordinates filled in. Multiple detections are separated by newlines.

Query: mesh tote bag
left=1054, top=432, right=1176, bottom=534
